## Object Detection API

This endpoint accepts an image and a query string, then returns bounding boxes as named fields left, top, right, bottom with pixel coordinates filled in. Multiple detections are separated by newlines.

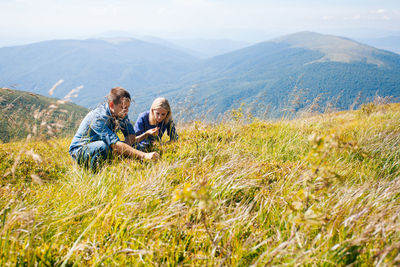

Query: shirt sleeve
left=90, top=115, right=120, bottom=147
left=134, top=113, right=146, bottom=136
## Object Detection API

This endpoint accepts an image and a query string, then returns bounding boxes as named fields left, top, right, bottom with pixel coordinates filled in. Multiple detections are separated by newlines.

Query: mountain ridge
left=0, top=31, right=399, bottom=119
left=272, top=31, right=394, bottom=66
left=163, top=32, right=400, bottom=118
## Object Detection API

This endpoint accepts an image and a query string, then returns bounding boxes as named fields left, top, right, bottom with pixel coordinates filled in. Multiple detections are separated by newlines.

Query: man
left=69, top=87, right=159, bottom=170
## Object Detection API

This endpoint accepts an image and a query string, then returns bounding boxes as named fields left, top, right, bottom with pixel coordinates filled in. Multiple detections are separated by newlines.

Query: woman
left=69, top=87, right=160, bottom=170
left=134, top=97, right=178, bottom=150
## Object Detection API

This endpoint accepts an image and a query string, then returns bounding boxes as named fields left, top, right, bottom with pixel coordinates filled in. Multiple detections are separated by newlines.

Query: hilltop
left=1, top=102, right=399, bottom=265
left=273, top=31, right=388, bottom=66
left=0, top=88, right=88, bottom=142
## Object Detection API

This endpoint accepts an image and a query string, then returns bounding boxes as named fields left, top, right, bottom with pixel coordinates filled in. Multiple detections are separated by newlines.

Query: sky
left=1, top=0, right=399, bottom=46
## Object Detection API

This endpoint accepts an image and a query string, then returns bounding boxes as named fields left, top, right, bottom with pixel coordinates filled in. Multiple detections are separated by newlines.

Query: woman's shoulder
left=137, top=110, right=150, bottom=120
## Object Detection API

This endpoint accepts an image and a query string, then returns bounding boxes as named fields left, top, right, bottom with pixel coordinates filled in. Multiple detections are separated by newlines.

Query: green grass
left=1, top=103, right=400, bottom=266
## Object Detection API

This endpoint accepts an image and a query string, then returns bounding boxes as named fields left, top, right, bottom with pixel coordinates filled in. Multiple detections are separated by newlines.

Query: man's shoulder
left=79, top=105, right=110, bottom=127
left=92, top=103, right=111, bottom=118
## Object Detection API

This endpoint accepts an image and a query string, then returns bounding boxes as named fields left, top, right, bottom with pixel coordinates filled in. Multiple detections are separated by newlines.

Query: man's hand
left=143, top=151, right=160, bottom=160
left=112, top=141, right=160, bottom=161
left=146, top=127, right=159, bottom=136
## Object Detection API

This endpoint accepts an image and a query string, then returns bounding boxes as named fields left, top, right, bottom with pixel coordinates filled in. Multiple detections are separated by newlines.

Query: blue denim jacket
left=69, top=103, right=135, bottom=158
left=134, top=111, right=178, bottom=147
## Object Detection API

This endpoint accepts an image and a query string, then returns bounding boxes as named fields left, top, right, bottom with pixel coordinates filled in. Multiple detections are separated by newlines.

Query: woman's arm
left=135, top=127, right=159, bottom=142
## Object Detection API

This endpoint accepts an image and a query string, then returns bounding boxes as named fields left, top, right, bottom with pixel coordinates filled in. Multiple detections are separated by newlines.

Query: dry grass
left=1, top=103, right=400, bottom=266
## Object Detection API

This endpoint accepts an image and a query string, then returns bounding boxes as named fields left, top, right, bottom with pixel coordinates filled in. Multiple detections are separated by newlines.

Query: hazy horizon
left=1, top=0, right=399, bottom=48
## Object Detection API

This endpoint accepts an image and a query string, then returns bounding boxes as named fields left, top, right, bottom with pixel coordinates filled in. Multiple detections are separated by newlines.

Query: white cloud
left=322, top=16, right=334, bottom=20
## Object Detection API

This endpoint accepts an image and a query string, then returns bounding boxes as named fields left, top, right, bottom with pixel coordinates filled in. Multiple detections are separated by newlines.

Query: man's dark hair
left=107, top=87, right=131, bottom=105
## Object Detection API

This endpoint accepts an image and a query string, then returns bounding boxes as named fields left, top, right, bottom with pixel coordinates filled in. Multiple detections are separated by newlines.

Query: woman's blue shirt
left=134, top=111, right=178, bottom=146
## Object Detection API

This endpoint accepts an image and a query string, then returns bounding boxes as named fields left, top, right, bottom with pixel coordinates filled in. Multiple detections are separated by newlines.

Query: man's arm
left=125, top=134, right=136, bottom=146
left=111, top=141, right=159, bottom=160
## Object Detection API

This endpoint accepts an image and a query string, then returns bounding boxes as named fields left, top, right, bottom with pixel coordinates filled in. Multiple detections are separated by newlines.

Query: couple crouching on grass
left=68, top=87, right=178, bottom=171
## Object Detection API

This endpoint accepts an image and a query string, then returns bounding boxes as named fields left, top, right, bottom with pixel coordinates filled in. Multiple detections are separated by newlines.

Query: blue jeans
left=134, top=141, right=149, bottom=152
left=70, top=141, right=112, bottom=171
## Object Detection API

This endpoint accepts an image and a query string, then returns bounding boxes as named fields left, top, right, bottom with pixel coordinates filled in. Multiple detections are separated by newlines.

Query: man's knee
left=76, top=141, right=112, bottom=169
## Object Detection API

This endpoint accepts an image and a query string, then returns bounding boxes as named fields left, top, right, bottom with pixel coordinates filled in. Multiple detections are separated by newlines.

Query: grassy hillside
left=0, top=88, right=88, bottom=143
left=1, top=102, right=400, bottom=265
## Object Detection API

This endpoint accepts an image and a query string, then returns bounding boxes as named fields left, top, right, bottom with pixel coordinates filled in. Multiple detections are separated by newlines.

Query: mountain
left=164, top=31, right=400, bottom=118
left=0, top=88, right=88, bottom=142
left=1, top=32, right=399, bottom=120
left=94, top=31, right=253, bottom=58
left=0, top=38, right=199, bottom=108
left=168, top=38, right=252, bottom=58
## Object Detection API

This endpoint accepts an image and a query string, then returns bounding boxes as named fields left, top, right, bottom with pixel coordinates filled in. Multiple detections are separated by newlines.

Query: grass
left=0, top=87, right=88, bottom=143
left=1, top=103, right=400, bottom=266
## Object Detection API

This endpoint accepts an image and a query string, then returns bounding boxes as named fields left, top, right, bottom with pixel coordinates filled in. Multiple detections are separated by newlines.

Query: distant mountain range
left=93, top=31, right=253, bottom=58
left=169, top=31, right=400, bottom=117
left=357, top=36, right=400, bottom=55
left=0, top=38, right=198, bottom=109
left=1, top=31, right=399, bottom=120
left=167, top=38, right=252, bottom=58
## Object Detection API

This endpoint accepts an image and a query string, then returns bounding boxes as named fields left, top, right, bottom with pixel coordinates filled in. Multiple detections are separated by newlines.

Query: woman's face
left=153, top=107, right=168, bottom=123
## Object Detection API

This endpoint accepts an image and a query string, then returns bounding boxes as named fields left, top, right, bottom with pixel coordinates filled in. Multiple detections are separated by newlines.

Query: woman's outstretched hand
left=146, top=127, right=159, bottom=136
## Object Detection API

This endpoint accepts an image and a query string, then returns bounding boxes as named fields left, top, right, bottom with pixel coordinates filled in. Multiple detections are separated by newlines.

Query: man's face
left=112, top=98, right=130, bottom=119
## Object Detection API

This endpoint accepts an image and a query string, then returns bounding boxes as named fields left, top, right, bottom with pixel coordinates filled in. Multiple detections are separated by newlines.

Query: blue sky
left=0, top=0, right=399, bottom=46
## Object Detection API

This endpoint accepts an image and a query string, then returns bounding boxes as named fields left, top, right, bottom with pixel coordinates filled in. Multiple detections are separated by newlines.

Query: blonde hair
left=149, top=97, right=172, bottom=125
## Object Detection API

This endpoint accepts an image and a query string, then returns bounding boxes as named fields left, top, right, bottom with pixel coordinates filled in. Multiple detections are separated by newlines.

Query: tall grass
left=1, top=103, right=400, bottom=265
